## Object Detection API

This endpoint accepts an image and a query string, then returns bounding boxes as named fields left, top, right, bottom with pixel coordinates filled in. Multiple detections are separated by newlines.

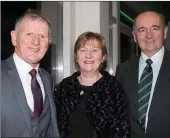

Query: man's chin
left=26, top=59, right=40, bottom=67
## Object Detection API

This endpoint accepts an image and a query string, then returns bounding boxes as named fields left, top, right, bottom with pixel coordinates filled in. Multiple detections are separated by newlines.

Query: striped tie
left=138, top=59, right=153, bottom=129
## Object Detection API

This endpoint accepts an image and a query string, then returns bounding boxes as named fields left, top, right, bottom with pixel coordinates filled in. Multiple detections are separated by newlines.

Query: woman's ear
left=102, top=54, right=107, bottom=62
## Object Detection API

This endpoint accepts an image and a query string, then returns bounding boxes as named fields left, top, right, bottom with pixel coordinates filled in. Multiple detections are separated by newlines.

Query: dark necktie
left=30, top=69, right=43, bottom=118
left=138, top=59, right=153, bottom=129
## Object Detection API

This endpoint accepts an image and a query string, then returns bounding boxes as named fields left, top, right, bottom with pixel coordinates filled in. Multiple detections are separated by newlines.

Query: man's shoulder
left=165, top=48, right=170, bottom=57
left=1, top=59, right=6, bottom=67
left=39, top=68, right=50, bottom=74
left=1, top=55, right=15, bottom=70
left=39, top=68, right=51, bottom=79
left=1, top=59, right=8, bottom=72
left=163, top=49, right=170, bottom=68
left=118, top=57, right=139, bottom=69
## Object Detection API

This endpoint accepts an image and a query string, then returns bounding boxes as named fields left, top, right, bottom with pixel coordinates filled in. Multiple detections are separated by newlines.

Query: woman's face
left=76, top=39, right=105, bottom=73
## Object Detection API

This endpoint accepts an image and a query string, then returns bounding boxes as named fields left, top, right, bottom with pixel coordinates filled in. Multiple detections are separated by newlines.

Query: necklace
left=78, top=73, right=101, bottom=86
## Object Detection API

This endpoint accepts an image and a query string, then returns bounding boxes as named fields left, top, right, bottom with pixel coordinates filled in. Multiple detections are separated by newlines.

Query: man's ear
left=132, top=31, right=137, bottom=43
left=11, top=30, right=17, bottom=47
left=164, top=26, right=168, bottom=40
left=49, top=38, right=52, bottom=44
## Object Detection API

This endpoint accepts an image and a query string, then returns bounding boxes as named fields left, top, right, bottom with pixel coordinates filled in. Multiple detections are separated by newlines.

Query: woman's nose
left=85, top=51, right=92, bottom=58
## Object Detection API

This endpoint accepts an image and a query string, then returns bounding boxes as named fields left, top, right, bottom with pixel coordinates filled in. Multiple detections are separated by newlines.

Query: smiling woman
left=74, top=32, right=107, bottom=83
left=55, top=31, right=131, bottom=138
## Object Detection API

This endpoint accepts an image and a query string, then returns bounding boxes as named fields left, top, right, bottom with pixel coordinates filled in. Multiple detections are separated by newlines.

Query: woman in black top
left=55, top=31, right=131, bottom=138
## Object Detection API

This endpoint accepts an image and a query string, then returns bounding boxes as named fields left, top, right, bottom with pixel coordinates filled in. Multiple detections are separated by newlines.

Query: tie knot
left=29, top=69, right=37, bottom=78
left=146, top=59, right=153, bottom=65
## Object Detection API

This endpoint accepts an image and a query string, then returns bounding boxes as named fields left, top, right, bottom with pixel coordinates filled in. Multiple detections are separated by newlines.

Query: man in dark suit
left=115, top=11, right=170, bottom=138
left=1, top=9, right=60, bottom=137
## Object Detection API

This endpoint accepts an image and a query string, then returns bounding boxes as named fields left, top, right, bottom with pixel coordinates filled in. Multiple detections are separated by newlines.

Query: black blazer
left=115, top=49, right=170, bottom=138
left=55, top=71, right=131, bottom=138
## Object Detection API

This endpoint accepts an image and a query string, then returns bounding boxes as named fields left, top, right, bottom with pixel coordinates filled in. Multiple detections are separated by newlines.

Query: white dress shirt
left=13, top=53, right=45, bottom=112
left=138, top=46, right=165, bottom=131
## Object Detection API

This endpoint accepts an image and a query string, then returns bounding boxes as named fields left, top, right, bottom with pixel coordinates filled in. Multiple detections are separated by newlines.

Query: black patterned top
left=55, top=71, right=131, bottom=138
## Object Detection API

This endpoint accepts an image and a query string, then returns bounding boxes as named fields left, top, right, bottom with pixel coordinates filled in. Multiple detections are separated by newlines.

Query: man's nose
left=32, top=35, right=40, bottom=45
left=146, top=30, right=153, bottom=39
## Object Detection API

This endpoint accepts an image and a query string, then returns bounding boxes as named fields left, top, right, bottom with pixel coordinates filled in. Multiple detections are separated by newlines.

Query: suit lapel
left=39, top=69, right=59, bottom=136
left=6, top=56, right=32, bottom=135
left=38, top=69, right=52, bottom=101
left=146, top=50, right=170, bottom=134
left=149, top=50, right=170, bottom=114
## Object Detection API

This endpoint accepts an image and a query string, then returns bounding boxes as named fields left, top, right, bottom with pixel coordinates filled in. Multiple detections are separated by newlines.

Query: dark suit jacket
left=1, top=55, right=60, bottom=137
left=115, top=49, right=170, bottom=138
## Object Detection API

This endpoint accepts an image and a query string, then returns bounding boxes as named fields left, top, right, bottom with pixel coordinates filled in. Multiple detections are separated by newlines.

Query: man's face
left=11, top=17, right=51, bottom=67
left=133, top=12, right=168, bottom=57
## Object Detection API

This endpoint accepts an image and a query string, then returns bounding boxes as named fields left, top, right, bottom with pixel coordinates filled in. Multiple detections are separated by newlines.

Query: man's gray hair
left=15, top=9, right=51, bottom=39
left=133, top=11, right=167, bottom=32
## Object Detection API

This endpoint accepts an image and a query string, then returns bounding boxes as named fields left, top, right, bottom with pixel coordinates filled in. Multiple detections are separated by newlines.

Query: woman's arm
left=110, top=81, right=131, bottom=138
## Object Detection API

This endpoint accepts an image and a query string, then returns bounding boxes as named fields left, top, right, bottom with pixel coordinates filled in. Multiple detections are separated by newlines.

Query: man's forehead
left=18, top=17, right=48, bottom=28
left=136, top=12, right=161, bottom=23
left=18, top=17, right=49, bottom=30
left=135, top=14, right=162, bottom=28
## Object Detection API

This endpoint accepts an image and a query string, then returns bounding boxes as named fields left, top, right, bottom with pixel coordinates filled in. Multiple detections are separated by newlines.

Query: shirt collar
left=140, top=46, right=165, bottom=65
left=13, top=53, right=40, bottom=76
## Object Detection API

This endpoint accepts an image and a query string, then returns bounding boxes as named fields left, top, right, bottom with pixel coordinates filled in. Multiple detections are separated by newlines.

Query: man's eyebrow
left=152, top=25, right=160, bottom=28
left=137, top=25, right=160, bottom=31
left=137, top=27, right=146, bottom=31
